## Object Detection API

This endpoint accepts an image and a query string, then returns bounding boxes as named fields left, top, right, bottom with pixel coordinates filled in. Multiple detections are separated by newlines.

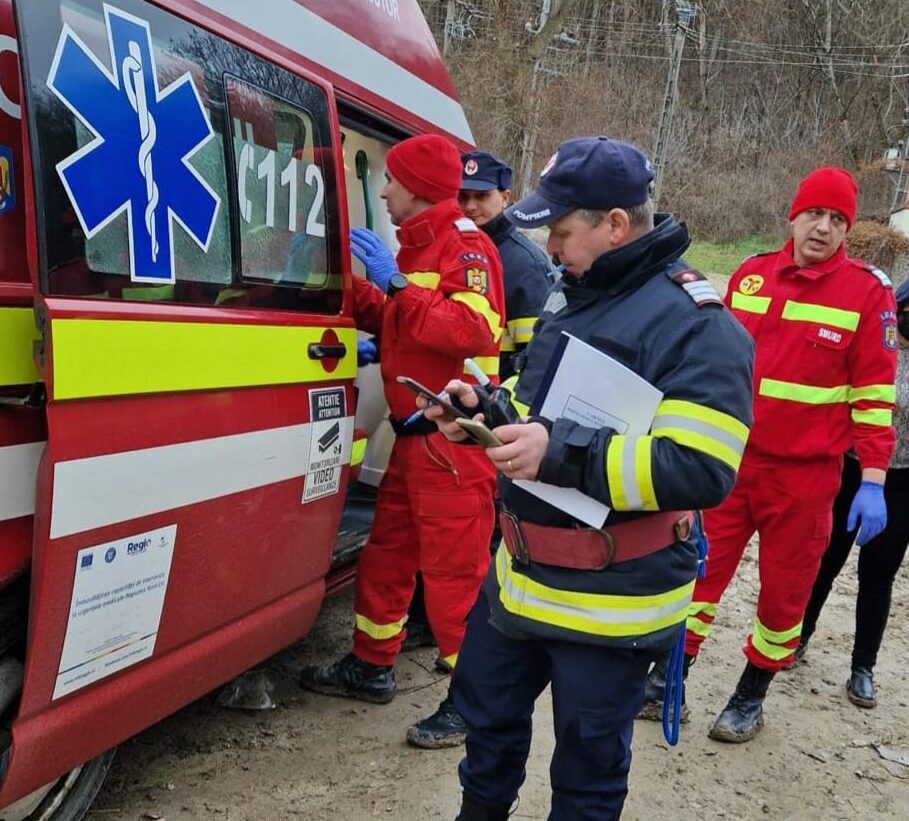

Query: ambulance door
left=3, top=0, right=354, bottom=806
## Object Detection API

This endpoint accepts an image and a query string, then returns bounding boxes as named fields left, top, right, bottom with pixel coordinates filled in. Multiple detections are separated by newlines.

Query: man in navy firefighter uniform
left=423, top=136, right=755, bottom=820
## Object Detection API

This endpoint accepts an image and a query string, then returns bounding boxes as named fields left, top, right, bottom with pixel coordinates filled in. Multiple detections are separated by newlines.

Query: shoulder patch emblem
left=883, top=319, right=898, bottom=350
left=454, top=217, right=478, bottom=232
left=670, top=268, right=723, bottom=307
left=542, top=288, right=567, bottom=315
left=466, top=267, right=488, bottom=294
left=863, top=265, right=892, bottom=288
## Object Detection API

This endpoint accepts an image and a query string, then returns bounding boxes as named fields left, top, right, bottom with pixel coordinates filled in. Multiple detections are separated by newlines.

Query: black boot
left=847, top=667, right=876, bottom=708
left=299, top=653, right=396, bottom=704
left=708, top=662, right=775, bottom=743
left=406, top=694, right=466, bottom=748
left=454, top=791, right=510, bottom=821
left=636, top=652, right=693, bottom=722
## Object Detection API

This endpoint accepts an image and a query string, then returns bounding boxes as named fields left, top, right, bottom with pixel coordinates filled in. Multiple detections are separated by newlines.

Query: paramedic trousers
left=353, top=433, right=496, bottom=668
left=685, top=451, right=842, bottom=671
left=801, top=457, right=909, bottom=670
left=453, top=592, right=652, bottom=821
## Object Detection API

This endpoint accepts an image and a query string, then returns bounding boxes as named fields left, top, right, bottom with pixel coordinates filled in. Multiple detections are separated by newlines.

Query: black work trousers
left=801, top=457, right=909, bottom=670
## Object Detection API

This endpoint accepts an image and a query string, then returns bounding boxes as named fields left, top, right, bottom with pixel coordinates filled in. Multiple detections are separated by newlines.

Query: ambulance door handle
left=308, top=343, right=347, bottom=359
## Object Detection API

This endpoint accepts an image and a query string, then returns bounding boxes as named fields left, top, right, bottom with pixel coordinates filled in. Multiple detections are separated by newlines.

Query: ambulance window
left=225, top=76, right=340, bottom=311
left=17, top=0, right=341, bottom=315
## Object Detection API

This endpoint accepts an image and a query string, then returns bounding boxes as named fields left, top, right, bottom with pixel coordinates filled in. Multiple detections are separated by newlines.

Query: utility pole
left=442, top=0, right=456, bottom=57
left=888, top=108, right=909, bottom=213
left=651, top=1, right=697, bottom=207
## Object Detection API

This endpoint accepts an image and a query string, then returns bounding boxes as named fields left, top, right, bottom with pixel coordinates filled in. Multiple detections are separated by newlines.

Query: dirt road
left=86, top=541, right=908, bottom=821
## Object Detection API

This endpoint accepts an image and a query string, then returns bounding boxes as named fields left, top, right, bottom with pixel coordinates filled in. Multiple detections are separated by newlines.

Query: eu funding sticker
left=54, top=524, right=177, bottom=700
left=303, top=387, right=350, bottom=503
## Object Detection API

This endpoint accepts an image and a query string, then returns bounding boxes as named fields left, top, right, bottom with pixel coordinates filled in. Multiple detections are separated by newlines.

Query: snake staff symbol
left=46, top=6, right=220, bottom=284
left=122, top=40, right=159, bottom=262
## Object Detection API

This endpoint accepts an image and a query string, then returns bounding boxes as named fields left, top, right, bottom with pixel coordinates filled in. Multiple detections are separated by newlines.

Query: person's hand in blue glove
left=357, top=338, right=378, bottom=367
left=847, top=480, right=887, bottom=546
left=349, top=228, right=398, bottom=293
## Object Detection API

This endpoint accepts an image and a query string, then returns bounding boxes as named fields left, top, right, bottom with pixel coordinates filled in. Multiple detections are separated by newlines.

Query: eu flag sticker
left=0, top=146, right=15, bottom=215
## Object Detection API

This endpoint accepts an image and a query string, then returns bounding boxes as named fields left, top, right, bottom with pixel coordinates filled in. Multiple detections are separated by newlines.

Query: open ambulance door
left=1, top=0, right=355, bottom=812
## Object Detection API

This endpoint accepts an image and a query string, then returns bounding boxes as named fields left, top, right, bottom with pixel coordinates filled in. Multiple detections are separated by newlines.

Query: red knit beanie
left=386, top=134, right=462, bottom=203
left=788, top=166, right=858, bottom=228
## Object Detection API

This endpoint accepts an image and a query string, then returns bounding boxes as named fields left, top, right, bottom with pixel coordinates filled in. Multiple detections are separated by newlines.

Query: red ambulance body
left=0, top=1, right=473, bottom=817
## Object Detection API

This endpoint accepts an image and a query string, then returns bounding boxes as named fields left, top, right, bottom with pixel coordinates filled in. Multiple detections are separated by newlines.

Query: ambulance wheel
left=0, top=750, right=117, bottom=821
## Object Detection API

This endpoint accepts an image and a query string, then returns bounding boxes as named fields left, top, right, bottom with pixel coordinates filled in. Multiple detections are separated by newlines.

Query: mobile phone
left=455, top=417, right=505, bottom=448
left=395, top=376, right=470, bottom=419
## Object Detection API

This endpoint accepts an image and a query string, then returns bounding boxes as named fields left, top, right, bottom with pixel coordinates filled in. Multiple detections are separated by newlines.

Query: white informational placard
left=54, top=524, right=177, bottom=700
left=515, top=333, right=663, bottom=527
left=302, top=387, right=353, bottom=503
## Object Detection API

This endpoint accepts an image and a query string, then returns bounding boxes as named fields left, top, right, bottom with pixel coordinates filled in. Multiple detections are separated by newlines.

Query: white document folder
left=514, top=332, right=664, bottom=527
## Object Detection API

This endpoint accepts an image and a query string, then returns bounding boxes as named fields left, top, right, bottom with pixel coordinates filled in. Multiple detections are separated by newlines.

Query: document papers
left=514, top=332, right=663, bottom=527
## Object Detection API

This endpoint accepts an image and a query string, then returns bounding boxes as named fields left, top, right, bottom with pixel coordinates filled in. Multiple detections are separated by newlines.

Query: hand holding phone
left=455, top=417, right=504, bottom=448
left=396, top=376, right=470, bottom=420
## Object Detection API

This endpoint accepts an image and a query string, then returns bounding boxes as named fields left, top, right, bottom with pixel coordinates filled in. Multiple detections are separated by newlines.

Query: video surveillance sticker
left=303, top=387, right=348, bottom=503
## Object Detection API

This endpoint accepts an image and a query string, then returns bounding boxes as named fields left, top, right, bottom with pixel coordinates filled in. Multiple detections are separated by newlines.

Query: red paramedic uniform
left=685, top=240, right=897, bottom=671
left=351, top=199, right=505, bottom=668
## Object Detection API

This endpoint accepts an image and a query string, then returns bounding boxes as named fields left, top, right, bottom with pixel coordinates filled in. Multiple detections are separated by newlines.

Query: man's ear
left=606, top=208, right=632, bottom=244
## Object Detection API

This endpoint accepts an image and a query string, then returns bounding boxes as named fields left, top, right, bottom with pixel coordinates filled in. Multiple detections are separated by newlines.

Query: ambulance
left=0, top=0, right=474, bottom=816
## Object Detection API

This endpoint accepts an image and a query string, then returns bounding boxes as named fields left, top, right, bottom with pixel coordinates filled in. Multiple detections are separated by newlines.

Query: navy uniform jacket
left=485, top=215, right=756, bottom=651
left=482, top=213, right=551, bottom=380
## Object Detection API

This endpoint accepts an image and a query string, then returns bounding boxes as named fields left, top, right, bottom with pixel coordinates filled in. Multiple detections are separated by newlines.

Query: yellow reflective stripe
left=652, top=427, right=743, bottom=471
left=755, top=617, right=802, bottom=644
left=634, top=436, right=658, bottom=511
left=655, top=399, right=750, bottom=444
left=122, top=283, right=176, bottom=302
left=848, top=384, right=896, bottom=403
left=506, top=316, right=536, bottom=344
left=351, top=437, right=367, bottom=467
left=499, top=333, right=517, bottom=352
left=0, top=307, right=40, bottom=386
left=730, top=292, right=771, bottom=314
left=449, top=291, right=503, bottom=342
left=606, top=436, right=629, bottom=510
left=781, top=300, right=860, bottom=331
left=463, top=356, right=499, bottom=377
left=688, top=601, right=717, bottom=618
left=440, top=653, right=458, bottom=669
left=355, top=613, right=405, bottom=641
left=51, top=319, right=357, bottom=400
left=751, top=617, right=801, bottom=661
left=495, top=547, right=695, bottom=637
left=685, top=616, right=712, bottom=638
left=758, top=379, right=849, bottom=405
left=851, top=408, right=892, bottom=426
left=405, top=271, right=441, bottom=290
left=500, top=375, right=530, bottom=415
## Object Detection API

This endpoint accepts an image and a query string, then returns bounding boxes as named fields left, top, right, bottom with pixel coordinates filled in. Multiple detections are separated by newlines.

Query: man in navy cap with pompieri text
left=421, top=136, right=755, bottom=820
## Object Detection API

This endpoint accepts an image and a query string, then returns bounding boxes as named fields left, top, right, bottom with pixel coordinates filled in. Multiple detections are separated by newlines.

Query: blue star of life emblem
left=47, top=5, right=220, bottom=284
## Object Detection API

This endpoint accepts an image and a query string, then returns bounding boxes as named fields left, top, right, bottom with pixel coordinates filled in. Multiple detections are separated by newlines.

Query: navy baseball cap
left=896, top=278, right=909, bottom=309
left=506, top=136, right=654, bottom=228
left=460, top=151, right=513, bottom=192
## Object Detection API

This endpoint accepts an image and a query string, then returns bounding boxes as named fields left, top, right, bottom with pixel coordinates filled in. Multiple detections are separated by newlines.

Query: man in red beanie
left=300, top=133, right=506, bottom=746
left=640, top=166, right=898, bottom=742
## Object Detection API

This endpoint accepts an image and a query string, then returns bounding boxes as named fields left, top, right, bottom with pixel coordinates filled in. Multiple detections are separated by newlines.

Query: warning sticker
left=303, top=387, right=348, bottom=503
left=54, top=524, right=176, bottom=699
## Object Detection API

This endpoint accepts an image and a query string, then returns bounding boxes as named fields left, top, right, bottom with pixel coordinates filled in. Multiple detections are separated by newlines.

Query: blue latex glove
left=847, top=481, right=887, bottom=546
left=357, top=338, right=378, bottom=366
left=349, top=228, right=398, bottom=293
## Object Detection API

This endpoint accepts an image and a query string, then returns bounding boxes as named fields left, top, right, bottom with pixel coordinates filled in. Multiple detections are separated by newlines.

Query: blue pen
left=403, top=391, right=450, bottom=426
left=548, top=262, right=566, bottom=282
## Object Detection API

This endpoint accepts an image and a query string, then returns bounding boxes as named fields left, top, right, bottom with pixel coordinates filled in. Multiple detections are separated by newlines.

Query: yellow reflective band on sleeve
left=634, top=437, right=658, bottom=510
left=506, top=316, right=536, bottom=344
left=499, top=375, right=530, bottom=415
left=848, top=384, right=896, bottom=404
left=758, top=379, right=849, bottom=405
left=122, top=283, right=177, bottom=302
left=500, top=332, right=516, bottom=352
left=606, top=436, right=629, bottom=510
left=355, top=613, right=406, bottom=641
left=51, top=319, right=357, bottom=400
left=730, top=292, right=771, bottom=314
left=450, top=291, right=503, bottom=342
left=351, top=437, right=367, bottom=467
left=463, top=356, right=499, bottom=378
left=751, top=616, right=801, bottom=662
left=851, top=408, right=892, bottom=426
left=0, top=307, right=40, bottom=386
left=781, top=300, right=860, bottom=331
left=495, top=546, right=695, bottom=638
left=651, top=399, right=749, bottom=471
left=405, top=271, right=441, bottom=290
left=685, top=616, right=712, bottom=638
